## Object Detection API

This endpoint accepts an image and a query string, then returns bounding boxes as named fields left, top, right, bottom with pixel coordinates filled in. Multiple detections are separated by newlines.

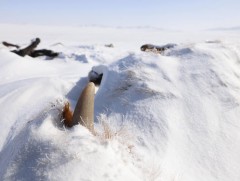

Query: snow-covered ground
left=0, top=24, right=240, bottom=181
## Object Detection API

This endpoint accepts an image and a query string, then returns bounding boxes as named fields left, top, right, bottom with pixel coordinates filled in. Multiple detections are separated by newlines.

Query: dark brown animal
left=2, top=41, right=20, bottom=49
left=12, top=38, right=41, bottom=57
left=30, top=49, right=59, bottom=58
left=140, top=43, right=176, bottom=54
left=105, top=44, right=114, bottom=48
left=4, top=38, right=59, bottom=58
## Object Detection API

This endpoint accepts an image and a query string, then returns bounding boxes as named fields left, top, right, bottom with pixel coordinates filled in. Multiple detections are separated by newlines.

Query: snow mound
left=0, top=26, right=240, bottom=180
left=1, top=111, right=140, bottom=181
left=94, top=42, right=240, bottom=181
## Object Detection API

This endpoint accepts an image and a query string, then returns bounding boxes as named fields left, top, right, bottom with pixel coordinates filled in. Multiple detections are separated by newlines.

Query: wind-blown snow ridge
left=94, top=43, right=240, bottom=181
left=0, top=29, right=240, bottom=181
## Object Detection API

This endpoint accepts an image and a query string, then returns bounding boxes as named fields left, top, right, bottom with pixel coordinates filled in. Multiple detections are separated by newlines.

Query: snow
left=0, top=24, right=240, bottom=181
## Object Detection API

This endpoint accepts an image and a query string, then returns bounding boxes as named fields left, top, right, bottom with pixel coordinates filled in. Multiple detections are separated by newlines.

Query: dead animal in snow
left=140, top=43, right=176, bottom=54
left=2, top=38, right=59, bottom=58
left=105, top=44, right=114, bottom=48
left=2, top=41, right=20, bottom=49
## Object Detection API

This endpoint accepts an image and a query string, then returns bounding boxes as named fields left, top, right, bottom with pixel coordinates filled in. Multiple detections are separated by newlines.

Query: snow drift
left=0, top=25, right=240, bottom=181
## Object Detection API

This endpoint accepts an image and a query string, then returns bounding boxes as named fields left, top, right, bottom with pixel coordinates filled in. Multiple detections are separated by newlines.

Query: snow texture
left=0, top=24, right=240, bottom=181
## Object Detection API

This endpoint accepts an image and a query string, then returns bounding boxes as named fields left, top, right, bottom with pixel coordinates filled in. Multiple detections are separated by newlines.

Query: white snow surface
left=0, top=24, right=240, bottom=181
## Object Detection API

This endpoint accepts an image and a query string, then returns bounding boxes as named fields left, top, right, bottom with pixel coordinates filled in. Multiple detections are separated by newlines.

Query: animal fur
left=62, top=102, right=73, bottom=127
left=12, top=38, right=41, bottom=57
left=2, top=41, right=20, bottom=49
left=140, top=43, right=176, bottom=54
left=5, top=38, right=59, bottom=58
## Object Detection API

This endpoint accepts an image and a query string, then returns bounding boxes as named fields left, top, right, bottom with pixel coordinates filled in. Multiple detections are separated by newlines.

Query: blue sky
left=0, top=0, right=239, bottom=30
